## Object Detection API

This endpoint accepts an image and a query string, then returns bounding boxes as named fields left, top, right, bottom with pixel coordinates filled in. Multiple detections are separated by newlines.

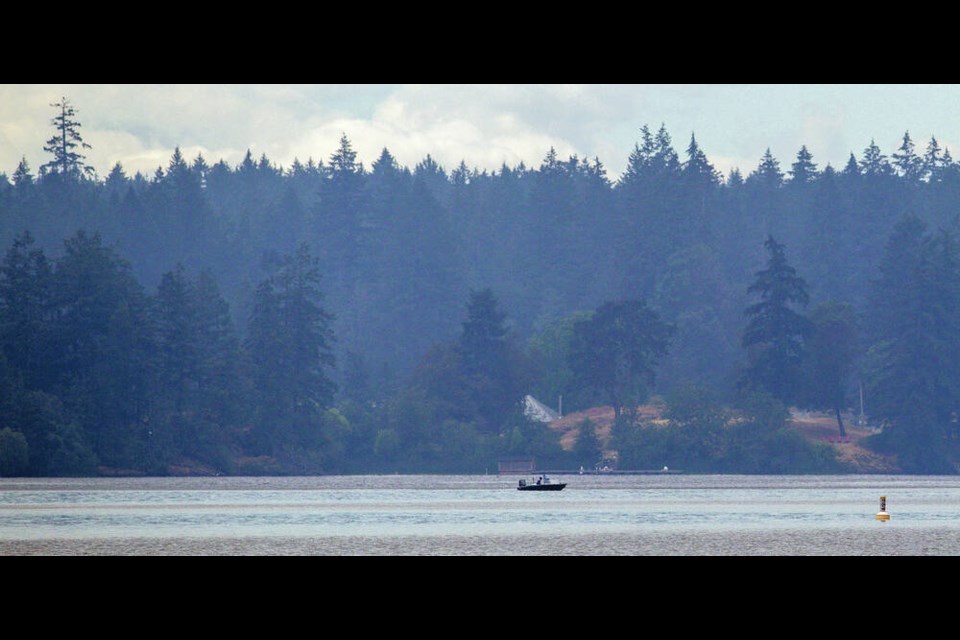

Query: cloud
left=4, top=85, right=960, bottom=183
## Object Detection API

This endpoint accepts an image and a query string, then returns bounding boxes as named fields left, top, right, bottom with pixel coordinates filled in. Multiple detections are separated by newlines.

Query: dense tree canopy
left=866, top=219, right=960, bottom=471
left=802, top=301, right=859, bottom=437
left=569, top=300, right=673, bottom=422
left=4, top=101, right=960, bottom=473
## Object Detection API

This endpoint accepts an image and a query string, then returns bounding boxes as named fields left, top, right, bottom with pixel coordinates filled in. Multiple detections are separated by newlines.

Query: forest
left=2, top=99, right=960, bottom=476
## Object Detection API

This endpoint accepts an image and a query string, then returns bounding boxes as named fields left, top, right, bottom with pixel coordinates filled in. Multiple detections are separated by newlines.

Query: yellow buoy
left=875, top=495, right=891, bottom=521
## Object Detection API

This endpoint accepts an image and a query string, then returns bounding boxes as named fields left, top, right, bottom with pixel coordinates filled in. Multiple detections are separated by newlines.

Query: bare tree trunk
left=835, top=406, right=847, bottom=439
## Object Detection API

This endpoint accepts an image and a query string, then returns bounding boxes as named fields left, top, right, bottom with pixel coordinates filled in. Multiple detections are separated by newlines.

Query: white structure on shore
left=523, top=395, right=560, bottom=423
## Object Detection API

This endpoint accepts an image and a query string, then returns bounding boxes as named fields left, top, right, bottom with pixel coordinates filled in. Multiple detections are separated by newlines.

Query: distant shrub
left=0, top=428, right=29, bottom=476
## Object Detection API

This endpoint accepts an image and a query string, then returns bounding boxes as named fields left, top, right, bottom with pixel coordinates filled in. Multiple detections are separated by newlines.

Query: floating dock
left=537, top=469, right=683, bottom=476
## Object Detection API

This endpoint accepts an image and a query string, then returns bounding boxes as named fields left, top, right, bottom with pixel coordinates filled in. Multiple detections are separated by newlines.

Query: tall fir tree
left=741, top=236, right=812, bottom=405
left=40, top=97, right=94, bottom=179
left=245, top=243, right=336, bottom=454
left=458, top=288, right=523, bottom=432
left=892, top=131, right=923, bottom=183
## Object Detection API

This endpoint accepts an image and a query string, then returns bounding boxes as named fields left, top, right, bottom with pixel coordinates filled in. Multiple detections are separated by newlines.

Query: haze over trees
left=2, top=102, right=960, bottom=474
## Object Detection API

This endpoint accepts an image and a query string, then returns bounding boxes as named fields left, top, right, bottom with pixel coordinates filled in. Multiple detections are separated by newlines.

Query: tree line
left=2, top=99, right=960, bottom=474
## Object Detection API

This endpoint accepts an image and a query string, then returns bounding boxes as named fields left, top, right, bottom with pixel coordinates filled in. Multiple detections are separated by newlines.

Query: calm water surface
left=1, top=474, right=958, bottom=555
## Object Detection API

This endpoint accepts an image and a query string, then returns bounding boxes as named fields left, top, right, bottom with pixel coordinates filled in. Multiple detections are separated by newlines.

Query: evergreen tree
left=842, top=152, right=860, bottom=178
left=104, top=162, right=127, bottom=200
left=750, top=148, right=784, bottom=189
left=620, top=126, right=655, bottom=187
left=741, top=236, right=812, bottom=405
left=460, top=288, right=508, bottom=375
left=892, top=131, right=923, bottom=183
left=154, top=264, right=198, bottom=413
left=866, top=219, right=960, bottom=471
left=0, top=232, right=55, bottom=390
left=245, top=243, right=336, bottom=455
left=923, top=136, right=943, bottom=181
left=12, top=158, right=33, bottom=188
left=615, top=124, right=683, bottom=296
left=318, top=134, right=367, bottom=348
left=727, top=168, right=744, bottom=187
left=458, top=288, right=524, bottom=432
left=191, top=153, right=209, bottom=186
left=150, top=265, right=240, bottom=465
left=867, top=215, right=928, bottom=346
left=51, top=231, right=152, bottom=467
left=40, top=97, right=94, bottom=179
left=789, top=145, right=818, bottom=186
left=0, top=427, right=29, bottom=476
left=192, top=268, right=241, bottom=424
left=804, top=165, right=856, bottom=304
left=9, top=104, right=960, bottom=474
left=860, top=139, right=891, bottom=176
left=653, top=124, right=681, bottom=175
left=653, top=244, right=740, bottom=393
left=682, top=133, right=719, bottom=183
left=414, top=154, right=449, bottom=204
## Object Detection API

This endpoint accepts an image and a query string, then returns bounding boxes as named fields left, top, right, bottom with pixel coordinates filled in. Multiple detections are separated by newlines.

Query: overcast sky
left=2, top=84, right=958, bottom=182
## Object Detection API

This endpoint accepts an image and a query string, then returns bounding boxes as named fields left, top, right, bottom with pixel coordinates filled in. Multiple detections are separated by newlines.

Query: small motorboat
left=517, top=475, right=566, bottom=491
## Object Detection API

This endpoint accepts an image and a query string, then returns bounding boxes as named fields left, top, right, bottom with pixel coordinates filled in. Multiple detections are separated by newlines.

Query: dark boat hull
left=517, top=483, right=566, bottom=491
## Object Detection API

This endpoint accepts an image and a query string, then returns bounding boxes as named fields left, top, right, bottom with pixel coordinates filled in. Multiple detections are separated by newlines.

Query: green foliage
left=505, top=410, right=563, bottom=459
left=10, top=117, right=960, bottom=474
left=652, top=245, right=741, bottom=392
left=460, top=289, right=507, bottom=369
left=863, top=217, right=960, bottom=471
left=802, top=302, right=858, bottom=436
left=789, top=146, right=818, bottom=186
left=0, top=428, right=28, bottom=476
left=52, top=231, right=152, bottom=468
left=741, top=236, right=812, bottom=405
left=615, top=387, right=837, bottom=473
left=526, top=311, right=595, bottom=413
left=724, top=421, right=839, bottom=474
left=736, top=390, right=790, bottom=431
left=0, top=232, right=55, bottom=391
left=458, top=289, right=527, bottom=432
left=569, top=300, right=673, bottom=421
left=749, top=148, right=784, bottom=189
left=373, top=429, right=400, bottom=460
left=572, top=418, right=603, bottom=467
left=245, top=243, right=337, bottom=457
left=666, top=383, right=727, bottom=428
left=14, top=390, right=97, bottom=476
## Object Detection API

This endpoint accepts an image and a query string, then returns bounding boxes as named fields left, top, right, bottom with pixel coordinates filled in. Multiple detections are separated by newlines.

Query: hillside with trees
left=2, top=101, right=960, bottom=475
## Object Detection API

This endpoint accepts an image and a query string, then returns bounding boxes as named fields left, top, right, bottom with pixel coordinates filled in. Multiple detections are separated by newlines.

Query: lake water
left=1, top=474, right=958, bottom=555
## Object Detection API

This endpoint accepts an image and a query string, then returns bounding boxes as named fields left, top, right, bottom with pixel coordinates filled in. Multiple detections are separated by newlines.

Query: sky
left=2, top=84, right=959, bottom=182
